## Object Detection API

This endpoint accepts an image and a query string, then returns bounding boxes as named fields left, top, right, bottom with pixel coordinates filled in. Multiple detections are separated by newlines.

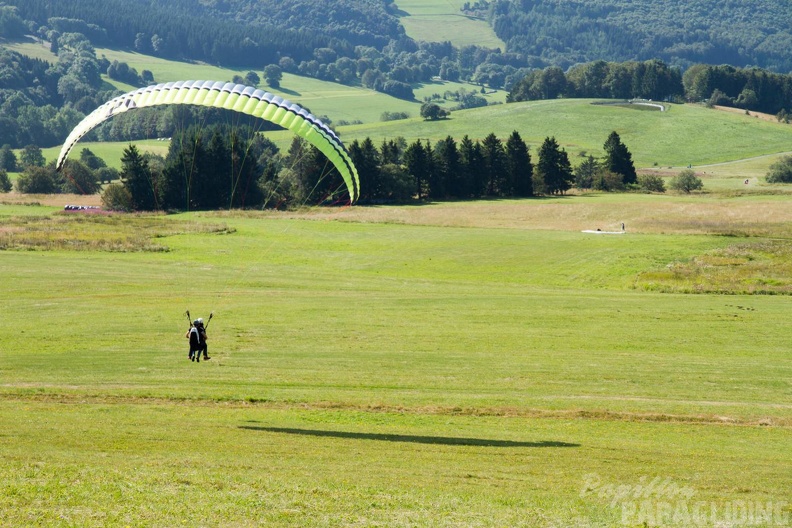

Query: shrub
left=669, top=169, right=703, bottom=193
left=61, top=160, right=100, bottom=194
left=101, top=183, right=133, bottom=211
left=16, top=165, right=59, bottom=194
left=766, top=155, right=792, bottom=183
left=96, top=166, right=120, bottom=184
left=420, top=103, right=449, bottom=120
left=637, top=174, right=666, bottom=193
left=380, top=111, right=410, bottom=122
left=592, top=170, right=626, bottom=192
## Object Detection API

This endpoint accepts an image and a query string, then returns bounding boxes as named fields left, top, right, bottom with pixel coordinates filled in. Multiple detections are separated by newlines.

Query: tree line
left=508, top=60, right=792, bottom=116
left=487, top=0, right=792, bottom=73
left=508, top=60, right=684, bottom=102
left=683, top=64, right=792, bottom=116
left=6, top=122, right=650, bottom=213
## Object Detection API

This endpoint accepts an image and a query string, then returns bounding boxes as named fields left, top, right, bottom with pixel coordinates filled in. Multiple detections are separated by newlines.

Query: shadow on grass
left=239, top=426, right=579, bottom=448
left=275, top=86, right=301, bottom=97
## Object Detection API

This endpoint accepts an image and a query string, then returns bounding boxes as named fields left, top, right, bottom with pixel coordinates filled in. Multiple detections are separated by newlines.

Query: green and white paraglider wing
left=56, top=80, right=360, bottom=202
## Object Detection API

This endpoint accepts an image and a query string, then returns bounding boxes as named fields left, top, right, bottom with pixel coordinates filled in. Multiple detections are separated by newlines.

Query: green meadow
left=1, top=192, right=791, bottom=525
left=394, top=0, right=506, bottom=50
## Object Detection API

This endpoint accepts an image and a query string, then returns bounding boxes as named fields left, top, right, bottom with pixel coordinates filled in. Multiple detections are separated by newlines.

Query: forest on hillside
left=487, top=0, right=792, bottom=72
left=2, top=0, right=792, bottom=153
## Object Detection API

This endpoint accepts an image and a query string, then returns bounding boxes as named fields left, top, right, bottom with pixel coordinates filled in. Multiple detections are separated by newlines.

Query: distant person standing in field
left=621, top=222, right=625, bottom=231
left=186, top=318, right=210, bottom=362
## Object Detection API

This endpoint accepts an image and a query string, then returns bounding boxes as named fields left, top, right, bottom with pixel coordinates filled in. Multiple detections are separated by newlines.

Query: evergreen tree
left=506, top=131, right=533, bottom=197
left=121, top=144, right=159, bottom=210
left=403, top=139, right=430, bottom=200
left=536, top=137, right=573, bottom=195
left=227, top=128, right=265, bottom=208
left=202, top=131, right=230, bottom=209
left=433, top=136, right=460, bottom=199
left=603, top=131, right=637, bottom=185
left=349, top=138, right=383, bottom=202
left=459, top=135, right=485, bottom=198
left=574, top=155, right=600, bottom=189
left=481, top=133, right=508, bottom=196
left=79, top=148, right=106, bottom=170
left=380, top=138, right=402, bottom=165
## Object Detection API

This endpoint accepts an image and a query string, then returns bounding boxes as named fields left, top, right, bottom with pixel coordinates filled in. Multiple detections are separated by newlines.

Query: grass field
left=1, top=194, right=791, bottom=526
left=394, top=0, right=506, bottom=50
left=343, top=99, right=792, bottom=169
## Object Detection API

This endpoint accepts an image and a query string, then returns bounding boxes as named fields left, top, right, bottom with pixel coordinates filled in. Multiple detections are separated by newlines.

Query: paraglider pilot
left=187, top=318, right=210, bottom=362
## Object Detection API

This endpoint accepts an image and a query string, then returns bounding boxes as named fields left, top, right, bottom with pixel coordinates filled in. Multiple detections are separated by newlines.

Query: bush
left=380, top=111, right=410, bottom=122
left=0, top=169, right=11, bottom=192
left=16, top=165, right=59, bottom=194
left=96, top=166, right=120, bottom=184
left=669, top=169, right=703, bottom=193
left=101, top=183, right=133, bottom=211
left=61, top=160, right=101, bottom=194
left=766, top=155, right=792, bottom=183
left=637, top=174, right=666, bottom=193
left=420, top=103, right=449, bottom=120
left=592, top=170, right=626, bottom=192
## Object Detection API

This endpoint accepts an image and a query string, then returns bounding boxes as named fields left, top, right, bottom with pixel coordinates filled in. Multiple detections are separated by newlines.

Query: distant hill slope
left=489, top=0, right=792, bottom=72
left=39, top=100, right=792, bottom=177
left=341, top=99, right=792, bottom=168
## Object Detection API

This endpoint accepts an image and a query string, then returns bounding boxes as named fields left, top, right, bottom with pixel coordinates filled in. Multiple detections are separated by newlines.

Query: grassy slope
left=1, top=200, right=791, bottom=524
left=342, top=100, right=792, bottom=168
left=395, top=0, right=506, bottom=49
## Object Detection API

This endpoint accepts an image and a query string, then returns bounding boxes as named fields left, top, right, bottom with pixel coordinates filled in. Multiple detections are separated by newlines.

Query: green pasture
left=37, top=139, right=171, bottom=171
left=395, top=0, right=506, bottom=50
left=1, top=196, right=791, bottom=525
left=343, top=99, right=792, bottom=169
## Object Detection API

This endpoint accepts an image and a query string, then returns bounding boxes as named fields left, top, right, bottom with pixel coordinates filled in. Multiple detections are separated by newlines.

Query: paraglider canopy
left=56, top=80, right=359, bottom=203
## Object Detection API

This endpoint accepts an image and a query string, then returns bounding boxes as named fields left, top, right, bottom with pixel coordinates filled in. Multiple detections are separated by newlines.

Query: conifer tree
left=536, top=136, right=573, bottom=195
left=603, top=131, right=637, bottom=185
left=121, top=144, right=158, bottom=210
left=506, top=131, right=533, bottom=197
left=482, top=133, right=508, bottom=196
